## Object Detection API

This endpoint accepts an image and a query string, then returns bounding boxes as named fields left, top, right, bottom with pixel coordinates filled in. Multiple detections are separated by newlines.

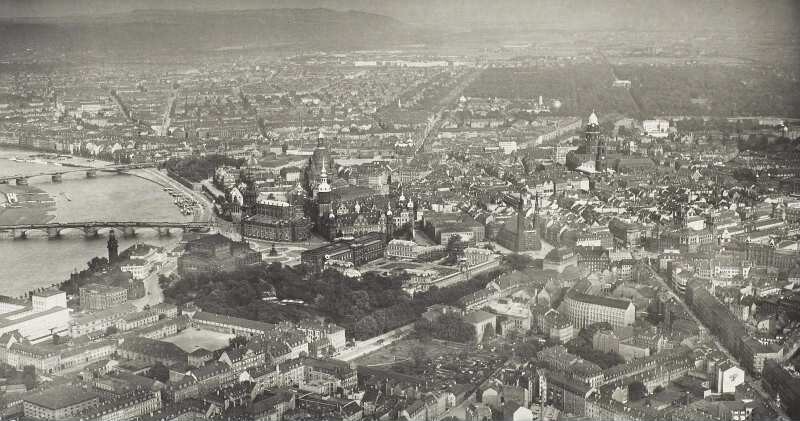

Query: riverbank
left=0, top=149, right=191, bottom=298
left=0, top=146, right=113, bottom=170
left=0, top=183, right=56, bottom=225
left=0, top=149, right=115, bottom=226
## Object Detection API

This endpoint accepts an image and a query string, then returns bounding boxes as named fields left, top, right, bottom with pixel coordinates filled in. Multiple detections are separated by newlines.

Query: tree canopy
left=163, top=261, right=501, bottom=341
left=149, top=362, right=170, bottom=383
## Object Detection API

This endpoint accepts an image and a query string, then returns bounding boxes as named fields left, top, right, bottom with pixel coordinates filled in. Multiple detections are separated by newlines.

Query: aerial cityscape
left=0, top=1, right=799, bottom=420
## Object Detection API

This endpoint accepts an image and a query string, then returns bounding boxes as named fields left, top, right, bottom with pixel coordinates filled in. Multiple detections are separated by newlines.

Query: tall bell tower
left=107, top=229, right=119, bottom=263
left=585, top=110, right=605, bottom=171
left=317, top=159, right=332, bottom=217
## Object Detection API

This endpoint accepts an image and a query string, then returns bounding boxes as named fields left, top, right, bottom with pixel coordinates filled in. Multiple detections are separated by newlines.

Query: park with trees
left=162, top=261, right=505, bottom=341
left=163, top=154, right=244, bottom=182
left=465, top=62, right=800, bottom=120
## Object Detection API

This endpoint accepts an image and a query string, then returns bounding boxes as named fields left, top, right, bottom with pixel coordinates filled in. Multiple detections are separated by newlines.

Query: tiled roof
left=193, top=311, right=275, bottom=333
left=565, top=289, right=632, bottom=311
left=24, top=385, right=98, bottom=410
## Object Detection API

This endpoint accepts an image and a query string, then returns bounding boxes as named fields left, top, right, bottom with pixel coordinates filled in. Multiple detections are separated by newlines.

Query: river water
left=0, top=149, right=190, bottom=298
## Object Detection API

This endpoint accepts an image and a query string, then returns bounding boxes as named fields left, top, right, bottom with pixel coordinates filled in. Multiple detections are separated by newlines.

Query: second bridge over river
left=0, top=163, right=155, bottom=185
left=0, top=221, right=212, bottom=240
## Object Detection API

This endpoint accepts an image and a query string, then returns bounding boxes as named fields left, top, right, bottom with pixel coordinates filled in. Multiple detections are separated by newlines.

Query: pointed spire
left=588, top=109, right=599, bottom=126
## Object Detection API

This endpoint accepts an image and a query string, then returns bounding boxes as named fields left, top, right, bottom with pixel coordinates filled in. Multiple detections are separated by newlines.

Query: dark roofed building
left=544, top=247, right=578, bottom=273
left=574, top=246, right=611, bottom=273
left=300, top=233, right=387, bottom=273
left=192, top=311, right=276, bottom=336
left=496, top=197, right=541, bottom=253
left=178, top=234, right=263, bottom=275
left=23, top=385, right=99, bottom=420
left=118, top=337, right=188, bottom=367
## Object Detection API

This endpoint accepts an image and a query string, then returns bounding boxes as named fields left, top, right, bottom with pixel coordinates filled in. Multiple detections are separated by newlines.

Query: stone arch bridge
left=0, top=163, right=155, bottom=185
left=0, top=221, right=211, bottom=240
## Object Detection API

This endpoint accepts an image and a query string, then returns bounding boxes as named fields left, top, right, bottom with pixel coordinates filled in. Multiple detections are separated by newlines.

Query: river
left=0, top=149, right=191, bottom=298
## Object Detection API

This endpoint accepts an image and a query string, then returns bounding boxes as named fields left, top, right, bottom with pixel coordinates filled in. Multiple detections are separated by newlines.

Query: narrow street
left=436, top=363, right=507, bottom=420
left=336, top=323, right=415, bottom=363
left=645, top=264, right=784, bottom=418
left=131, top=258, right=176, bottom=310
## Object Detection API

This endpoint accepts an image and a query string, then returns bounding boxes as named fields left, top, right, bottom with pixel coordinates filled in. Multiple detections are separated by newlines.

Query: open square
left=161, top=327, right=235, bottom=353
left=353, top=338, right=467, bottom=367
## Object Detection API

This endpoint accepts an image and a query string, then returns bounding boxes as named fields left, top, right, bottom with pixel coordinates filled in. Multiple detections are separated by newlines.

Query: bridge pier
left=47, top=227, right=60, bottom=240
left=0, top=221, right=208, bottom=241
left=86, top=169, right=97, bottom=178
left=0, top=229, right=23, bottom=240
left=51, top=174, right=63, bottom=183
left=15, top=177, right=28, bottom=186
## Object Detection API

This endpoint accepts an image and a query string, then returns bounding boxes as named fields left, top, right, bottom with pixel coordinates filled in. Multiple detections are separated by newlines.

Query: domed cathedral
left=496, top=193, right=542, bottom=252
left=304, top=132, right=336, bottom=193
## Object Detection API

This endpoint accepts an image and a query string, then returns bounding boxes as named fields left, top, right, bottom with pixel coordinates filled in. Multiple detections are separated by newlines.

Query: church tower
left=317, top=159, right=332, bottom=218
left=107, top=230, right=119, bottom=263
left=585, top=110, right=601, bottom=154
left=514, top=197, right=526, bottom=252
left=585, top=110, right=605, bottom=171
left=386, top=207, right=395, bottom=243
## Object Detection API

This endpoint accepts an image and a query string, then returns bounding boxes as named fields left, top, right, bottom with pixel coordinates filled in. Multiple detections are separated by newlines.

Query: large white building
left=121, top=245, right=167, bottom=280
left=716, top=362, right=745, bottom=394
left=642, top=119, right=670, bottom=138
left=559, top=289, right=635, bottom=329
left=386, top=239, right=422, bottom=259
left=0, top=290, right=70, bottom=343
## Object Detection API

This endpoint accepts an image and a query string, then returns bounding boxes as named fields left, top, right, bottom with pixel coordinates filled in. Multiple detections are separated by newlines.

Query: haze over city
left=0, top=1, right=798, bottom=421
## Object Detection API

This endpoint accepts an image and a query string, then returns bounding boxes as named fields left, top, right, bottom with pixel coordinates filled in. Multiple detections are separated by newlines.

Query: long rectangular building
left=559, top=289, right=635, bottom=329
left=191, top=311, right=276, bottom=336
left=0, top=290, right=70, bottom=343
left=300, top=232, right=386, bottom=273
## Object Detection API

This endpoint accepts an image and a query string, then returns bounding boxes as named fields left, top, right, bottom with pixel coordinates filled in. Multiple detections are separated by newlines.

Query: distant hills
left=0, top=8, right=432, bottom=56
left=0, top=1, right=796, bottom=58
left=2, top=0, right=798, bottom=33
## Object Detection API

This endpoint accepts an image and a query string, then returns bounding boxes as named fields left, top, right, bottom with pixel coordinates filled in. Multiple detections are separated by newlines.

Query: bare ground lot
left=353, top=338, right=467, bottom=367
left=162, top=327, right=235, bottom=353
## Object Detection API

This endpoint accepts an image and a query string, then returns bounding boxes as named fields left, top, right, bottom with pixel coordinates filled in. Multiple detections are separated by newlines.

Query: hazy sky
left=1, top=0, right=798, bottom=33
